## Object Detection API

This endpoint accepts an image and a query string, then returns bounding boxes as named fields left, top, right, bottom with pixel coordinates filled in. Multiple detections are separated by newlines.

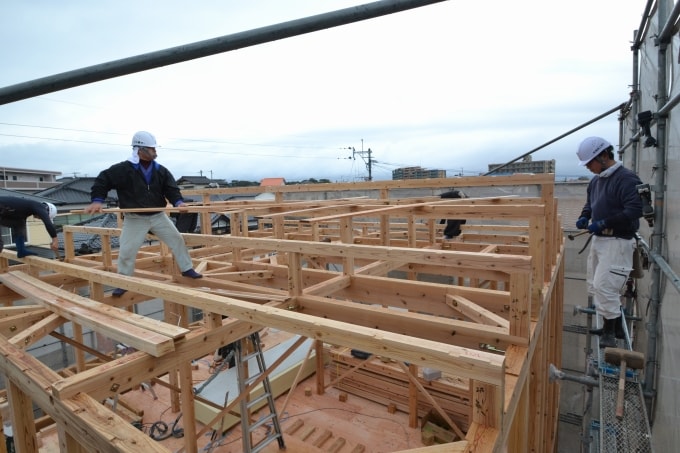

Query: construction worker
left=84, top=131, right=202, bottom=297
left=440, top=189, right=467, bottom=239
left=575, top=136, right=643, bottom=348
left=0, top=196, right=59, bottom=257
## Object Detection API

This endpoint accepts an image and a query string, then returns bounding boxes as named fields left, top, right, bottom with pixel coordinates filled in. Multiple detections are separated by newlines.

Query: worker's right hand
left=84, top=202, right=103, bottom=214
left=576, top=217, right=589, bottom=229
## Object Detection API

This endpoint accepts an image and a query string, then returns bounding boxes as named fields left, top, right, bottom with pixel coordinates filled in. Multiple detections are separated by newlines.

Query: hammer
left=604, top=347, right=645, bottom=420
left=568, top=230, right=590, bottom=240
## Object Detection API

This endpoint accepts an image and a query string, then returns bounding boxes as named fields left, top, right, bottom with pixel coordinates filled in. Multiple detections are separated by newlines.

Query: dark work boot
left=589, top=324, right=604, bottom=336
left=599, top=318, right=617, bottom=348
left=589, top=317, right=606, bottom=336
left=613, top=316, right=626, bottom=339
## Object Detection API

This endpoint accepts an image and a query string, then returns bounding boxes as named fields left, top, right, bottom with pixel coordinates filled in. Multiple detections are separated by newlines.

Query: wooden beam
left=11, top=260, right=507, bottom=385
left=0, top=335, right=168, bottom=452
left=9, top=313, right=65, bottom=349
left=0, top=271, right=186, bottom=357
left=296, top=295, right=523, bottom=350
left=51, top=320, right=263, bottom=401
left=0, top=309, right=51, bottom=338
left=445, top=295, right=509, bottom=328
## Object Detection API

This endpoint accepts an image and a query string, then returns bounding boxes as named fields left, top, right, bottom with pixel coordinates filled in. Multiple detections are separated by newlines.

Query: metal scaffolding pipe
left=483, top=103, right=625, bottom=176
left=657, top=0, right=680, bottom=44
left=636, top=235, right=680, bottom=294
left=548, top=364, right=599, bottom=388
left=0, top=0, right=446, bottom=105
left=643, top=0, right=670, bottom=423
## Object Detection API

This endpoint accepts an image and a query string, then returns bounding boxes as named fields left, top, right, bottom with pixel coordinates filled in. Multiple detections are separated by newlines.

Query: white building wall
left=620, top=2, right=680, bottom=450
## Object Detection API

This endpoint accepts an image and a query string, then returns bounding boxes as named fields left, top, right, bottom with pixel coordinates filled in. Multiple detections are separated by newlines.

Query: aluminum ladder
left=234, top=331, right=285, bottom=453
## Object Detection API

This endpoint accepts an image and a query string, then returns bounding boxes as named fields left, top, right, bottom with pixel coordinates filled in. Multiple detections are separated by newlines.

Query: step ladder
left=234, top=331, right=285, bottom=453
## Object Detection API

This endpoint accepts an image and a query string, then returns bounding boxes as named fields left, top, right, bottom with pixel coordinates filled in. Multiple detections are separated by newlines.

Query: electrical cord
left=149, top=413, right=184, bottom=440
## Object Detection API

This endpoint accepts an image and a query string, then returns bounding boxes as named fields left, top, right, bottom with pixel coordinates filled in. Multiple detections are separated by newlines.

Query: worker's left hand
left=588, top=220, right=606, bottom=234
left=576, top=216, right=589, bottom=229
left=50, top=238, right=59, bottom=252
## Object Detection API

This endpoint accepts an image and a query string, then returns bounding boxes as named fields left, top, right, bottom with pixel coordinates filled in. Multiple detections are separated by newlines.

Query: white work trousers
left=117, top=213, right=193, bottom=276
left=586, top=235, right=635, bottom=319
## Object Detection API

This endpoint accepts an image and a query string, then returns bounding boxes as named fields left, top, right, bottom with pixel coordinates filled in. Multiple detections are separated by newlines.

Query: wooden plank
left=0, top=305, right=45, bottom=317
left=329, top=369, right=470, bottom=420
left=327, top=436, right=346, bottom=453
left=297, top=295, right=522, bottom=350
left=22, top=259, right=507, bottom=384
left=52, top=321, right=262, bottom=401
left=397, top=362, right=465, bottom=440
left=300, top=426, right=316, bottom=441
left=284, top=418, right=304, bottom=435
left=9, top=313, right=65, bottom=349
left=0, top=309, right=51, bottom=337
left=3, top=271, right=188, bottom=340
left=0, top=335, right=168, bottom=453
left=392, top=440, right=468, bottom=452
left=445, top=295, right=509, bottom=328
left=312, top=429, right=333, bottom=448
left=180, top=235, right=534, bottom=274
left=0, top=272, right=178, bottom=357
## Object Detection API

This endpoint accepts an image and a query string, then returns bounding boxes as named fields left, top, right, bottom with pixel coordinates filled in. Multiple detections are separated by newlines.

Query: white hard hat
left=131, top=131, right=158, bottom=148
left=577, top=136, right=611, bottom=166
left=43, top=202, right=57, bottom=220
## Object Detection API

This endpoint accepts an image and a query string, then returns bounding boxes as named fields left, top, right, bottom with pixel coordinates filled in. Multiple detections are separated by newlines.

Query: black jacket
left=579, top=165, right=643, bottom=239
left=0, top=196, right=58, bottom=238
left=90, top=161, right=184, bottom=212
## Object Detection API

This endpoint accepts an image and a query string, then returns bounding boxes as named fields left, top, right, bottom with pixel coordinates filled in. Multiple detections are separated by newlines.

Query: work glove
left=588, top=220, right=607, bottom=234
left=576, top=217, right=589, bottom=229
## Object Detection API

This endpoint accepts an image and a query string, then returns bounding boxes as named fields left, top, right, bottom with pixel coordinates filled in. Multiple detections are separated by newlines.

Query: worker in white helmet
left=84, top=131, right=202, bottom=297
left=0, top=197, right=59, bottom=257
left=575, top=136, right=643, bottom=348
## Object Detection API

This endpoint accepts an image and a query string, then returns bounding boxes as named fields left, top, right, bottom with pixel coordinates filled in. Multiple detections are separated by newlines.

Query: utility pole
left=350, top=139, right=375, bottom=181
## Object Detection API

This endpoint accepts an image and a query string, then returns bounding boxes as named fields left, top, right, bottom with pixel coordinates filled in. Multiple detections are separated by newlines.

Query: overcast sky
left=0, top=1, right=644, bottom=183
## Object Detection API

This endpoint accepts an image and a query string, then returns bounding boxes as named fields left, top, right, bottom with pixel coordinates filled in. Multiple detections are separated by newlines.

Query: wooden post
left=509, top=273, right=531, bottom=340
left=179, top=361, right=198, bottom=453
left=7, top=382, right=38, bottom=452
left=101, top=233, right=113, bottom=270
left=315, top=340, right=325, bottom=395
left=339, top=218, right=354, bottom=273
left=72, top=323, right=86, bottom=373
left=288, top=252, right=302, bottom=297
left=408, top=363, right=419, bottom=428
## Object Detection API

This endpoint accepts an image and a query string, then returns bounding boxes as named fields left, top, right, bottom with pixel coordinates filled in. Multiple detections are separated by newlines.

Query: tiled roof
left=36, top=177, right=118, bottom=204
left=0, top=188, right=65, bottom=205
left=177, top=176, right=212, bottom=184
left=57, top=213, right=120, bottom=254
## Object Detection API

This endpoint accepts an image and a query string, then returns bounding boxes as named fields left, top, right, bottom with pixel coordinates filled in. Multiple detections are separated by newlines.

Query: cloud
left=0, top=1, right=643, bottom=182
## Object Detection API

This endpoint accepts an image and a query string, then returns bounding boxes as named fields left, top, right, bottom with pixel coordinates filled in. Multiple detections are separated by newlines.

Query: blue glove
left=576, top=216, right=589, bottom=229
left=588, top=219, right=606, bottom=234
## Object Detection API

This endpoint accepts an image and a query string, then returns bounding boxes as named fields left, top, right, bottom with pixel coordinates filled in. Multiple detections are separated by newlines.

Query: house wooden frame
left=0, top=174, right=563, bottom=453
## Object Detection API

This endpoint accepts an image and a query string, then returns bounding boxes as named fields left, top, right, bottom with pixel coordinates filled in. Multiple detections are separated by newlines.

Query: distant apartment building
left=487, top=156, right=555, bottom=175
left=0, top=167, right=62, bottom=193
left=392, top=166, right=447, bottom=180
